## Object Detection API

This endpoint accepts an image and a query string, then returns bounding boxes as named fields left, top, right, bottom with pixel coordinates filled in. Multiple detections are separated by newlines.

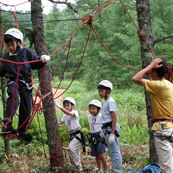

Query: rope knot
left=82, top=15, right=93, bottom=27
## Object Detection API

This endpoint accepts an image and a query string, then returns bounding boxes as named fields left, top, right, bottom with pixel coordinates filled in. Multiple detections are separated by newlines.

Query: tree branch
left=48, top=0, right=78, bottom=13
left=154, top=33, right=173, bottom=45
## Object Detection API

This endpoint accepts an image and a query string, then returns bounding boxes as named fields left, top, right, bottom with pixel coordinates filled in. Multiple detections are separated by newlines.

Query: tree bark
left=136, top=0, right=158, bottom=163
left=31, top=0, right=63, bottom=169
left=0, top=9, right=11, bottom=152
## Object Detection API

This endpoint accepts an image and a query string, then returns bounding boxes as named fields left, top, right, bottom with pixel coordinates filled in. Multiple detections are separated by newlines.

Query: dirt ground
left=33, top=88, right=65, bottom=104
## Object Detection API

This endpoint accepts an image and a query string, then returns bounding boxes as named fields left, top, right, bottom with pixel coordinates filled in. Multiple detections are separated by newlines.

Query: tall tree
left=0, top=9, right=10, bottom=152
left=136, top=0, right=157, bottom=162
left=31, top=0, right=64, bottom=169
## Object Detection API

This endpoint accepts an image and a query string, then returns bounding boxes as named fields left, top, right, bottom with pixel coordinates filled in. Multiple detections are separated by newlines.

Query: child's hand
left=109, top=134, right=115, bottom=144
left=40, top=55, right=50, bottom=62
left=54, top=100, right=62, bottom=109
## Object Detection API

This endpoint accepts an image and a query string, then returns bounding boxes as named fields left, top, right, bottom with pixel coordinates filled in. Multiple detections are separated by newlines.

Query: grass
left=0, top=79, right=150, bottom=172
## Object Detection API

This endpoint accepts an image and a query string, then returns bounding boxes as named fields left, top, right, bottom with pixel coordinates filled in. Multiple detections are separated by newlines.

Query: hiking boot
left=2, top=125, right=16, bottom=135
left=16, top=131, right=33, bottom=142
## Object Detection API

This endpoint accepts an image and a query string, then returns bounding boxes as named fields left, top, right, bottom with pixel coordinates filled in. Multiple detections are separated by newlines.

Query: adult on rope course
left=98, top=80, right=122, bottom=173
left=0, top=28, right=50, bottom=141
left=54, top=97, right=85, bottom=172
left=132, top=58, right=173, bottom=173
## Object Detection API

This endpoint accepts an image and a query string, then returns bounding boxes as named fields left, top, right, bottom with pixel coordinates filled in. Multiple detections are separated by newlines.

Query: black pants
left=3, top=81, right=33, bottom=132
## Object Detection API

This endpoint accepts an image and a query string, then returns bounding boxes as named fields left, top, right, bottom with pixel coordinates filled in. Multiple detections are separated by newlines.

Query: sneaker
left=2, top=125, right=16, bottom=135
left=16, top=131, right=33, bottom=142
left=96, top=170, right=103, bottom=173
left=103, top=171, right=109, bottom=173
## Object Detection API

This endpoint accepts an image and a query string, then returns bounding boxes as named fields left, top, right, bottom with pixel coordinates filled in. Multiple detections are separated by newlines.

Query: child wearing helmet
left=54, top=97, right=85, bottom=172
left=98, top=80, right=122, bottom=173
left=0, top=28, right=50, bottom=141
left=88, top=99, right=108, bottom=173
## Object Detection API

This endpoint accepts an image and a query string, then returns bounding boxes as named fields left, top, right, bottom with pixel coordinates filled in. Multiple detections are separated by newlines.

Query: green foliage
left=1, top=0, right=173, bottom=170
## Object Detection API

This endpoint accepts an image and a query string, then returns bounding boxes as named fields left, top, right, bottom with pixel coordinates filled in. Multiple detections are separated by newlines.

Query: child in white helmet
left=98, top=80, right=122, bottom=173
left=0, top=28, right=50, bottom=141
left=54, top=97, right=85, bottom=172
left=88, top=99, right=108, bottom=173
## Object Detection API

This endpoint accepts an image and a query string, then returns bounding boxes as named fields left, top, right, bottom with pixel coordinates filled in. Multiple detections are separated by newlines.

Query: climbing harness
left=69, top=130, right=86, bottom=152
left=102, top=121, right=120, bottom=137
left=89, top=132, right=106, bottom=146
left=152, top=119, right=173, bottom=142
left=0, top=0, right=172, bottom=166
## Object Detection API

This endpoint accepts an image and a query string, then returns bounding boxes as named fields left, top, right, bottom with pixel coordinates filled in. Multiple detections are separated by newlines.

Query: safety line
left=119, top=0, right=155, bottom=59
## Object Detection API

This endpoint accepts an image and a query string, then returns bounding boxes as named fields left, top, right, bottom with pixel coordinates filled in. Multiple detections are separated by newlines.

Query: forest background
left=0, top=0, right=173, bottom=172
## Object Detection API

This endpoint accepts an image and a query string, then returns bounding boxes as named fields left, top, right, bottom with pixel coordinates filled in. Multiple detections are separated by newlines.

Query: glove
left=109, top=134, right=115, bottom=144
left=40, top=55, right=50, bottom=63
left=54, top=100, right=62, bottom=109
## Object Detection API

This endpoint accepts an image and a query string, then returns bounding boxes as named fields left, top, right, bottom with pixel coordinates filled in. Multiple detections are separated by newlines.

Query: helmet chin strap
left=104, top=89, right=110, bottom=99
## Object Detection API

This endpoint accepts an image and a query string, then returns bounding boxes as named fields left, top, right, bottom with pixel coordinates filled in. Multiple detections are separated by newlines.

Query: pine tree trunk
left=0, top=10, right=10, bottom=151
left=136, top=0, right=158, bottom=163
left=31, top=0, right=64, bottom=168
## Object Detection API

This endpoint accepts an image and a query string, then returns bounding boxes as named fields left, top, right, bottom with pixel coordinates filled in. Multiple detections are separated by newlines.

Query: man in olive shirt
left=132, top=58, right=173, bottom=173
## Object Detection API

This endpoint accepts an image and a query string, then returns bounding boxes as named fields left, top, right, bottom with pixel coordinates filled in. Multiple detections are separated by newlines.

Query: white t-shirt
left=101, top=96, right=116, bottom=124
left=61, top=110, right=81, bottom=132
left=88, top=113, right=102, bottom=133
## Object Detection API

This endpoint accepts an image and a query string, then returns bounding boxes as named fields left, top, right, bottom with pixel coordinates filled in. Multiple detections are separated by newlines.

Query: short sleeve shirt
left=88, top=113, right=102, bottom=133
left=101, top=96, right=116, bottom=124
left=61, top=110, right=81, bottom=132
left=144, top=79, right=173, bottom=118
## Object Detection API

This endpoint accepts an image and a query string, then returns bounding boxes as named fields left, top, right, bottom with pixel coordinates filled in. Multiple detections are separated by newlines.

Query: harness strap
left=102, top=121, right=120, bottom=137
left=7, top=78, right=32, bottom=90
left=69, top=130, right=86, bottom=152
left=90, top=132, right=106, bottom=146
left=153, top=119, right=173, bottom=123
left=155, top=135, right=171, bottom=142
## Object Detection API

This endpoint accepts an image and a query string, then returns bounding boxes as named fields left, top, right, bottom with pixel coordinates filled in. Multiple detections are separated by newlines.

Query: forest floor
left=0, top=88, right=149, bottom=172
left=0, top=144, right=149, bottom=172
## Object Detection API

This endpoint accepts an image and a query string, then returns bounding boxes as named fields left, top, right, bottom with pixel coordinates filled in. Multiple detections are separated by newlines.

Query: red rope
left=83, top=0, right=117, bottom=19
left=27, top=64, right=47, bottom=131
left=36, top=111, right=64, bottom=166
left=0, top=25, right=4, bottom=53
left=48, top=26, right=92, bottom=103
left=0, top=0, right=32, bottom=8
left=0, top=64, right=21, bottom=129
left=119, top=0, right=155, bottom=59
left=43, top=40, right=72, bottom=108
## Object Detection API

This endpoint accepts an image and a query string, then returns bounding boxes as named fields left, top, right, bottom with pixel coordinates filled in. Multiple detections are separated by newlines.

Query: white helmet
left=89, top=99, right=102, bottom=109
left=5, top=28, right=23, bottom=42
left=98, top=80, right=113, bottom=91
left=63, top=97, right=76, bottom=105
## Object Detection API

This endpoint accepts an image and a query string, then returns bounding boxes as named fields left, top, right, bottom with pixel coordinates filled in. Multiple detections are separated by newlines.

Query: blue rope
left=126, top=162, right=161, bottom=173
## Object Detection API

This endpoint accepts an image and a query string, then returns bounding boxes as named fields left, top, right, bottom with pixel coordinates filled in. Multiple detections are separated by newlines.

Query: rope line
left=119, top=0, right=155, bottom=59
left=12, top=11, right=24, bottom=47
left=0, top=0, right=33, bottom=9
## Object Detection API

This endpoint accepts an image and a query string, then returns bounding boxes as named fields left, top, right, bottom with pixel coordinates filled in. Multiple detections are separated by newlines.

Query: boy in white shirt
left=98, top=80, right=122, bottom=173
left=88, top=100, right=108, bottom=173
left=54, top=97, right=85, bottom=172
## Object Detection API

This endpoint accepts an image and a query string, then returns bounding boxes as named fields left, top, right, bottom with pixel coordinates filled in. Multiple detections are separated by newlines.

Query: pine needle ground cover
left=0, top=81, right=149, bottom=172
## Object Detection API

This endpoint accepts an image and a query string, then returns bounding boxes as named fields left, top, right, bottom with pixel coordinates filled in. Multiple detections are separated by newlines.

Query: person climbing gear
left=63, top=97, right=76, bottom=105
left=5, top=28, right=23, bottom=42
left=89, top=132, right=106, bottom=146
left=89, top=99, right=102, bottom=109
left=98, top=80, right=113, bottom=92
left=69, top=130, right=85, bottom=152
